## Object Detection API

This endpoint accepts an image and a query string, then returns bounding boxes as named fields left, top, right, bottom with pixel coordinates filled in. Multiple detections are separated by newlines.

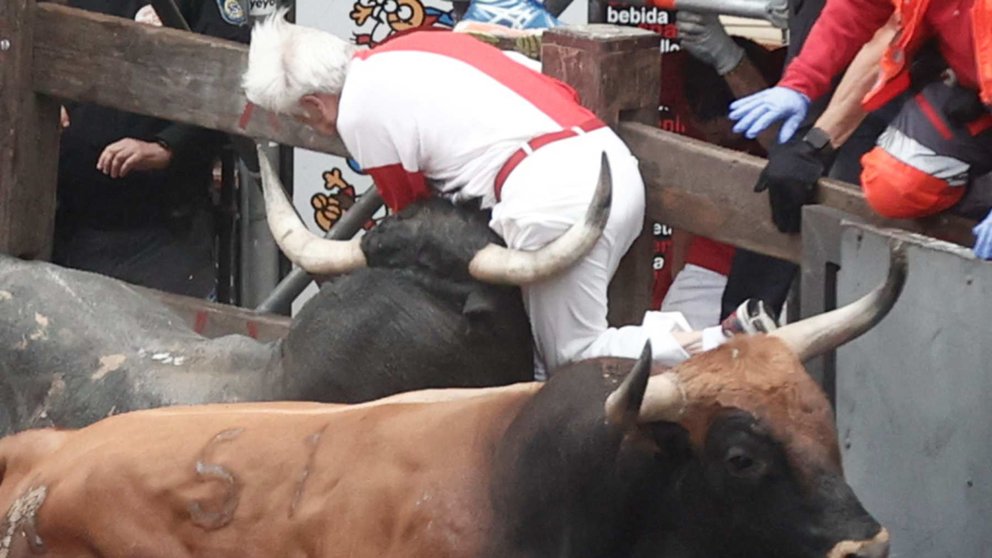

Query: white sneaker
left=720, top=299, right=779, bottom=336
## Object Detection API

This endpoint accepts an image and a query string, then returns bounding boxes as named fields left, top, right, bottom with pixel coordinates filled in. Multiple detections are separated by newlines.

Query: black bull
left=0, top=198, right=534, bottom=435
left=0, top=237, right=905, bottom=557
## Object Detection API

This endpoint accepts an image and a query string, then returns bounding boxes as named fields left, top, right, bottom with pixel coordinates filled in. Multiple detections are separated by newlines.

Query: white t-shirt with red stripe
left=336, top=31, right=600, bottom=212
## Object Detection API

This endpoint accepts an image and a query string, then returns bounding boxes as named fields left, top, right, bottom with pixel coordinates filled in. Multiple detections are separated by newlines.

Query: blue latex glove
left=972, top=209, right=992, bottom=259
left=729, top=86, right=811, bottom=143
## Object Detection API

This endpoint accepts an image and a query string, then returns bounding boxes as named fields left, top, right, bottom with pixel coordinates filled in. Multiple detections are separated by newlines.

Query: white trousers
left=660, top=263, right=728, bottom=331
left=490, top=128, right=701, bottom=377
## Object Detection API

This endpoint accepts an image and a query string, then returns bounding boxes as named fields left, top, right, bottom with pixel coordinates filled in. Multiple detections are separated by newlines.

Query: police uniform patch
left=217, top=0, right=248, bottom=25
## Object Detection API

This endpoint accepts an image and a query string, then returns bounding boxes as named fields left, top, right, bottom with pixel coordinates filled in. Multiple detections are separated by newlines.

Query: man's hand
left=97, top=138, right=172, bottom=179
left=60, top=106, right=70, bottom=129
left=134, top=4, right=163, bottom=26
left=973, top=209, right=992, bottom=260
left=729, top=86, right=811, bottom=143
left=676, top=11, right=744, bottom=76
left=754, top=136, right=829, bottom=233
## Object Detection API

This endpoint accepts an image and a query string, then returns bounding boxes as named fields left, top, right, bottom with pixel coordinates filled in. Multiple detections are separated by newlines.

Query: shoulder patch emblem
left=217, top=0, right=248, bottom=26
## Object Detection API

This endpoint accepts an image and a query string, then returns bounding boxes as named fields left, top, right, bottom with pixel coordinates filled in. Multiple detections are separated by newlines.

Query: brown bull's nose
left=827, top=528, right=890, bottom=558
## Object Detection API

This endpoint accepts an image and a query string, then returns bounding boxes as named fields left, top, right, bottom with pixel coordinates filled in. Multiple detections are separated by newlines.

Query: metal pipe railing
left=645, top=0, right=788, bottom=28
left=254, top=188, right=384, bottom=315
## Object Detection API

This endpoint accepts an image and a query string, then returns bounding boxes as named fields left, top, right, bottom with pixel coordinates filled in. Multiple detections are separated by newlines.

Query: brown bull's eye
left=725, top=447, right=767, bottom=479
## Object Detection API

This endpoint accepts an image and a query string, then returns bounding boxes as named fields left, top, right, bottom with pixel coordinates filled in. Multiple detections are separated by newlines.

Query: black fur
left=0, top=198, right=533, bottom=431
left=483, top=357, right=884, bottom=558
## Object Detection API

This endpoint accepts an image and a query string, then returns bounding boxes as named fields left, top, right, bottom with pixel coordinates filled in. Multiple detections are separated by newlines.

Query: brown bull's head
left=255, top=144, right=612, bottom=285
left=603, top=242, right=906, bottom=557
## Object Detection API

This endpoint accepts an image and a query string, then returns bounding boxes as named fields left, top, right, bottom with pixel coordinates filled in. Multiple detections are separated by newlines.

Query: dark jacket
left=58, top=0, right=250, bottom=230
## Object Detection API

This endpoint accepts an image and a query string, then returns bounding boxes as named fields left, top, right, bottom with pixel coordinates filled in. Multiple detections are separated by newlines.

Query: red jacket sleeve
left=365, top=164, right=431, bottom=212
left=778, top=0, right=894, bottom=100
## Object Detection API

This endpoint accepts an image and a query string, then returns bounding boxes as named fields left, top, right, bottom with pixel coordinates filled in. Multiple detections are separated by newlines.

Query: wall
left=814, top=220, right=992, bottom=557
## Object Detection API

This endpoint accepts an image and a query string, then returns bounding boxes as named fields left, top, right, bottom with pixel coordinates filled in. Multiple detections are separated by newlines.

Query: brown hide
left=674, top=334, right=842, bottom=481
left=0, top=386, right=539, bottom=558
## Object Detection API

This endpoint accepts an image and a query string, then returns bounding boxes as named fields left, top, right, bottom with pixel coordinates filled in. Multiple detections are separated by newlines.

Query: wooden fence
left=0, top=1, right=976, bottom=325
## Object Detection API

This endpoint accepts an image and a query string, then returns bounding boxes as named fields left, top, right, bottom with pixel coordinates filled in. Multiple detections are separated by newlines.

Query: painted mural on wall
left=349, top=0, right=454, bottom=46
left=310, top=166, right=388, bottom=232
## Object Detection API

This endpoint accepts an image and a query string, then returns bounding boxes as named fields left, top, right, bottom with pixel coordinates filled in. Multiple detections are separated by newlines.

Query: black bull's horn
left=257, top=145, right=367, bottom=275
left=617, top=241, right=908, bottom=423
left=256, top=144, right=613, bottom=284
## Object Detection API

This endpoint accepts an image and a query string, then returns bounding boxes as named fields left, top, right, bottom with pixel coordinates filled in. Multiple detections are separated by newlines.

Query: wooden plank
left=619, top=121, right=977, bottom=263
left=31, top=3, right=349, bottom=157
left=135, top=286, right=291, bottom=342
left=0, top=0, right=60, bottom=259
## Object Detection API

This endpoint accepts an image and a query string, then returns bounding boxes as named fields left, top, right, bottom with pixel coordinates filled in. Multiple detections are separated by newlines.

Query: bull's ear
left=604, top=342, right=652, bottom=426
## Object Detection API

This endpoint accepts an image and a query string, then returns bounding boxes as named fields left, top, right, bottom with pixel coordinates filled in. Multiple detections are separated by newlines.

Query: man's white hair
left=242, top=8, right=359, bottom=114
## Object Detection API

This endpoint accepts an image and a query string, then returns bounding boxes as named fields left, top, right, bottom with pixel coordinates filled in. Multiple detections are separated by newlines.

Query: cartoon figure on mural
left=310, top=166, right=388, bottom=232
left=349, top=0, right=454, bottom=46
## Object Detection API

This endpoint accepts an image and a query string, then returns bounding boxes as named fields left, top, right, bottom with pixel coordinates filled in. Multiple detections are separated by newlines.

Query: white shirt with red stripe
left=336, top=31, right=600, bottom=212
left=337, top=31, right=722, bottom=376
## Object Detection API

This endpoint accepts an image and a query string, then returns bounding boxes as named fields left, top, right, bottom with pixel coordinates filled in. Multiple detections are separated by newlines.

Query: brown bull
left=0, top=244, right=906, bottom=558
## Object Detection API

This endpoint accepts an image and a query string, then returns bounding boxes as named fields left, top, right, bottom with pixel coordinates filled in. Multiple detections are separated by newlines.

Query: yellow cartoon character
left=351, top=0, right=451, bottom=46
left=311, top=168, right=358, bottom=232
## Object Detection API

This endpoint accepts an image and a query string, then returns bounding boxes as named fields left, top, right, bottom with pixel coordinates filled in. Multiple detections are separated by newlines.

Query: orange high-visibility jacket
left=778, top=0, right=992, bottom=110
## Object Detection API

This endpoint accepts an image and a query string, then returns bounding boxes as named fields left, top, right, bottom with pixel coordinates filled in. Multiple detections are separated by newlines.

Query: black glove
left=754, top=137, right=829, bottom=234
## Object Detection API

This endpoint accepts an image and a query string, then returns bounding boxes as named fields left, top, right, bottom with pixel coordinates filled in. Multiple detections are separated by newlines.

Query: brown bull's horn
left=604, top=342, right=687, bottom=425
left=770, top=241, right=908, bottom=362
left=468, top=151, right=613, bottom=285
left=605, top=342, right=653, bottom=425
left=638, top=372, right=686, bottom=423
left=257, top=144, right=366, bottom=275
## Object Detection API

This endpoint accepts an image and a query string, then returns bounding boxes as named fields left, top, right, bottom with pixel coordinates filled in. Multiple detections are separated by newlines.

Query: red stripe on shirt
left=365, top=163, right=431, bottom=211
left=355, top=31, right=596, bottom=127
left=967, top=113, right=992, bottom=136
left=914, top=92, right=955, bottom=140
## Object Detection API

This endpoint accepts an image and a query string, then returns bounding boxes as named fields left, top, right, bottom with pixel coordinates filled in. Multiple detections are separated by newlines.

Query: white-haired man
left=242, top=15, right=776, bottom=377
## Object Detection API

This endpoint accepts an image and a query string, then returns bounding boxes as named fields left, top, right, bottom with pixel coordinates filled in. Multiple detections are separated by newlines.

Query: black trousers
left=53, top=209, right=217, bottom=299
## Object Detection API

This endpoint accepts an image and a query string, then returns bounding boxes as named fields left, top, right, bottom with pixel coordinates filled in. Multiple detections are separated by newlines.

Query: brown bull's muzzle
left=467, top=151, right=613, bottom=285
left=827, top=527, right=890, bottom=558
left=257, top=144, right=367, bottom=275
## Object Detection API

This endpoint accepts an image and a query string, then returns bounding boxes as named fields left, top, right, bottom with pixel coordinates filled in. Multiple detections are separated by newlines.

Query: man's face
left=297, top=93, right=341, bottom=136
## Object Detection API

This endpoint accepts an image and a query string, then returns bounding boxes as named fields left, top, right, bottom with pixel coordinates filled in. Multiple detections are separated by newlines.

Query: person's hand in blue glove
left=972, top=209, right=992, bottom=259
left=729, top=86, right=811, bottom=143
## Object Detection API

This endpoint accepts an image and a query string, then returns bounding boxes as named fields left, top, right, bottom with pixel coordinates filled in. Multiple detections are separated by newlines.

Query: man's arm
left=147, top=0, right=251, bottom=169
left=722, top=13, right=896, bottom=151
left=778, top=0, right=894, bottom=101
left=812, top=15, right=898, bottom=148
left=747, top=16, right=897, bottom=233
left=724, top=0, right=893, bottom=142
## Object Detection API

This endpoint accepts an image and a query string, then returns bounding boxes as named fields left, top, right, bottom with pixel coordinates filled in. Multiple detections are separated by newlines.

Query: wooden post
left=542, top=24, right=660, bottom=326
left=0, top=0, right=61, bottom=259
left=542, top=24, right=660, bottom=127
